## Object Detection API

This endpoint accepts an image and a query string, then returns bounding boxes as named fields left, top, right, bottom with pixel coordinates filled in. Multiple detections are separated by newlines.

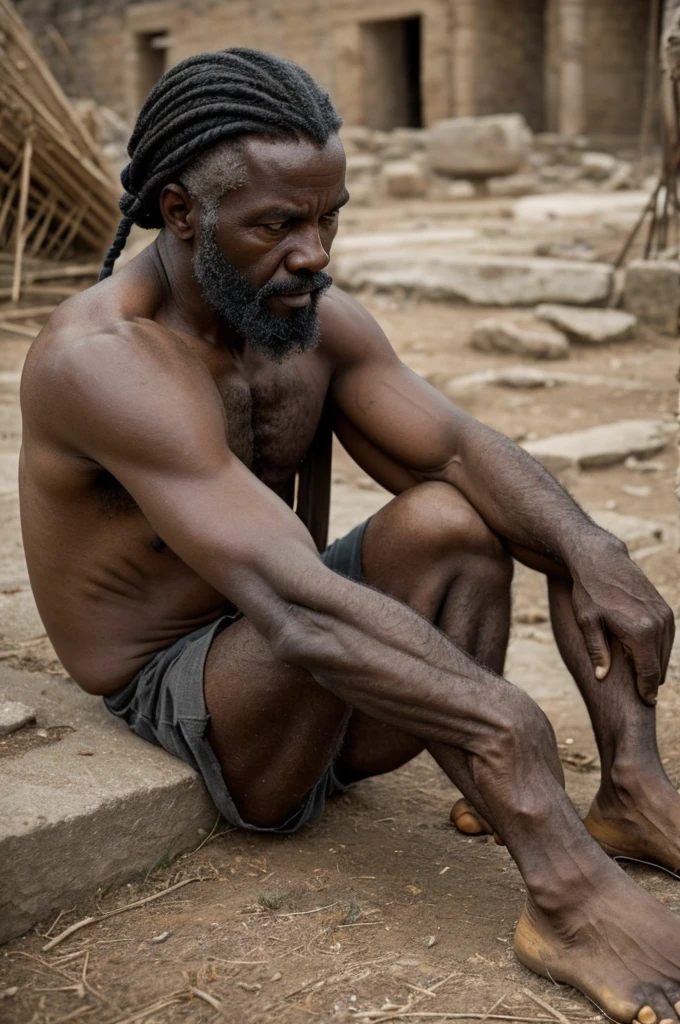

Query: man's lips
left=272, top=290, right=313, bottom=309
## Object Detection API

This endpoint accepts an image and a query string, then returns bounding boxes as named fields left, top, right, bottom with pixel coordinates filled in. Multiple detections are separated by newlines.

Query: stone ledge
left=0, top=666, right=217, bottom=944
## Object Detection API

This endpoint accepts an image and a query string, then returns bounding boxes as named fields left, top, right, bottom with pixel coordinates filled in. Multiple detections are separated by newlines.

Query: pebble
left=621, top=485, right=651, bottom=498
left=0, top=701, right=36, bottom=736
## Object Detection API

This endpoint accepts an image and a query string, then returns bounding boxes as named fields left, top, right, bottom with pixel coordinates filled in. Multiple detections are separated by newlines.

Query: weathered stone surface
left=334, top=255, right=614, bottom=307
left=381, top=160, right=427, bottom=198
left=535, top=304, right=637, bottom=345
left=470, top=319, right=569, bottom=360
left=590, top=510, right=664, bottom=552
left=514, top=191, right=650, bottom=222
left=427, top=114, right=532, bottom=178
left=0, top=700, right=36, bottom=736
left=0, top=665, right=217, bottom=944
left=445, top=368, right=660, bottom=396
left=523, top=420, right=670, bottom=472
left=624, top=260, right=680, bottom=335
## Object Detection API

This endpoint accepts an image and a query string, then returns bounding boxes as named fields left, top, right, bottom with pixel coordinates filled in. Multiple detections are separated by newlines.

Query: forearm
left=445, top=418, right=623, bottom=570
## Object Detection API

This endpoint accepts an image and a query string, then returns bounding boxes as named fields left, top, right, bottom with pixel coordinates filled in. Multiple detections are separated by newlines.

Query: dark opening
left=361, top=16, right=423, bottom=129
left=136, top=31, right=169, bottom=106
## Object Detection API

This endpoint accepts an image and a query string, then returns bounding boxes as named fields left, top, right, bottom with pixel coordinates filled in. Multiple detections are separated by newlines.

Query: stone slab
left=535, top=305, right=637, bottom=345
left=0, top=665, right=217, bottom=944
left=513, top=190, right=649, bottom=222
left=523, top=420, right=670, bottom=472
left=334, top=254, right=614, bottom=307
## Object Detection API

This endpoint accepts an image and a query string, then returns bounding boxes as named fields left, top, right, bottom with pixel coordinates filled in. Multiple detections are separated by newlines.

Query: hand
left=571, top=539, right=675, bottom=705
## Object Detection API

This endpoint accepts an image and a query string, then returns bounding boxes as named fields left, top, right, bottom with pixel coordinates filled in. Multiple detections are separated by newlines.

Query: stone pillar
left=451, top=0, right=477, bottom=117
left=558, top=0, right=586, bottom=136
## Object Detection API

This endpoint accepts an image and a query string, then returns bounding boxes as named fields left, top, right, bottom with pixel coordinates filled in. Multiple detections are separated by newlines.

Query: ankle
left=599, top=754, right=671, bottom=808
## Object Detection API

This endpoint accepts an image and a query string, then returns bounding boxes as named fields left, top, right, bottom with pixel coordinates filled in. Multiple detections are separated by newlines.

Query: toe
left=636, top=994, right=679, bottom=1024
left=450, top=798, right=492, bottom=836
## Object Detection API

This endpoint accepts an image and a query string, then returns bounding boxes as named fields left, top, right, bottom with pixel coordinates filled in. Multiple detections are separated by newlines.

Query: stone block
left=381, top=160, right=427, bottom=199
left=523, top=420, right=670, bottom=473
left=624, top=260, right=680, bottom=335
left=581, top=152, right=618, bottom=180
left=470, top=319, right=569, bottom=360
left=426, top=114, right=532, bottom=178
left=0, top=666, right=217, bottom=944
left=535, top=305, right=637, bottom=345
left=334, top=254, right=614, bottom=307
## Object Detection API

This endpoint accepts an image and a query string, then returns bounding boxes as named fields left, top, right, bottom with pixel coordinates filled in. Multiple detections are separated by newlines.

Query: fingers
left=631, top=644, right=661, bottom=706
left=578, top=613, right=612, bottom=682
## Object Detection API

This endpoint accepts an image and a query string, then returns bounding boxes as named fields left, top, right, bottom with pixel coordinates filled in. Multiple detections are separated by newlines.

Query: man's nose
left=284, top=226, right=329, bottom=275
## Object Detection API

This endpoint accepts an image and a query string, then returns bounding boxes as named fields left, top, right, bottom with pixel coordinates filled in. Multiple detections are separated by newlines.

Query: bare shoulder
left=21, top=312, right=223, bottom=461
left=319, top=285, right=400, bottom=371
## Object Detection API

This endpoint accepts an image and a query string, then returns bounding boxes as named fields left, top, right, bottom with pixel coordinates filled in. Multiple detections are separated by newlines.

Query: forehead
left=234, top=134, right=346, bottom=205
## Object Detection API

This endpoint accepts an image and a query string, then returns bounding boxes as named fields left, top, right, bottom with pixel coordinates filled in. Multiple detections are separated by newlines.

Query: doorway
left=135, top=30, right=169, bottom=106
left=361, top=16, right=423, bottom=129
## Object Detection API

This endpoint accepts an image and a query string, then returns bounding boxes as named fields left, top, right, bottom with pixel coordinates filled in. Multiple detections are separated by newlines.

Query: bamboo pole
left=11, top=133, right=33, bottom=302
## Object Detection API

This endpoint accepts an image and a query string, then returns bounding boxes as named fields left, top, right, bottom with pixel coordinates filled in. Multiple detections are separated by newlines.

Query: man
left=19, top=49, right=680, bottom=1021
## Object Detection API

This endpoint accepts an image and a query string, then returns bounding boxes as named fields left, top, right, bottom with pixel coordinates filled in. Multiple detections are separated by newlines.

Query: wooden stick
left=42, top=876, right=203, bottom=951
left=522, top=990, right=572, bottom=1024
left=190, top=988, right=229, bottom=1018
left=11, top=134, right=32, bottom=302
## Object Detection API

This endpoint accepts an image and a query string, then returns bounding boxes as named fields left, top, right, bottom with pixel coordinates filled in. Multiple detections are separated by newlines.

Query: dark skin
left=20, top=133, right=680, bottom=1023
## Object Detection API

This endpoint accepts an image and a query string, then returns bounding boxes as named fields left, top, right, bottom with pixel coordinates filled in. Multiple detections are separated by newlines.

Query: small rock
left=523, top=420, right=670, bottom=472
left=151, top=931, right=171, bottom=943
left=470, top=319, right=569, bottom=360
left=426, top=935, right=437, bottom=947
left=496, top=367, right=558, bottom=388
left=381, top=160, right=427, bottom=198
left=535, top=305, right=637, bottom=345
left=271, top=971, right=283, bottom=982
left=445, top=180, right=476, bottom=200
left=625, top=457, right=666, bottom=473
left=621, top=485, right=651, bottom=498
left=0, top=701, right=36, bottom=736
left=624, top=260, right=680, bottom=335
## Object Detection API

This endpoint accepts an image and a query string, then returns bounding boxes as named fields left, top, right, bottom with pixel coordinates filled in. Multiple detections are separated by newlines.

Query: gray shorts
left=104, top=519, right=368, bottom=835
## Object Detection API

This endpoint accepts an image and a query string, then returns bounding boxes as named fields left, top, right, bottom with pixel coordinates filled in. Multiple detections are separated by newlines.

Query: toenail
left=638, top=1007, right=657, bottom=1024
left=675, top=1003, right=680, bottom=1016
left=658, top=1018, right=673, bottom=1024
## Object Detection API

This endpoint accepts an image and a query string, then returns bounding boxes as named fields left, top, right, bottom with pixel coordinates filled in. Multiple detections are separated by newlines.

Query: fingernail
left=595, top=666, right=607, bottom=680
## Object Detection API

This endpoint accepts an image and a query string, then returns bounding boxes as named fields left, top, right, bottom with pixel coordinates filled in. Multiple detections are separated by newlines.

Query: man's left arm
left=324, top=289, right=674, bottom=705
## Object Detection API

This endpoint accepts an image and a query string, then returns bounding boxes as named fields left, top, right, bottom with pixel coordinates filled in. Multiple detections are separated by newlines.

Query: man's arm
left=41, top=325, right=531, bottom=759
left=323, top=289, right=675, bottom=704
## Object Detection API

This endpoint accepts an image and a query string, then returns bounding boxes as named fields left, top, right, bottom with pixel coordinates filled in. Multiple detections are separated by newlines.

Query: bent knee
left=391, top=481, right=511, bottom=570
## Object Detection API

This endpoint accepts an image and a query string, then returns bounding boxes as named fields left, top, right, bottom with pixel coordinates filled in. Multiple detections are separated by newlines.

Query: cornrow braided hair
left=99, top=48, right=342, bottom=280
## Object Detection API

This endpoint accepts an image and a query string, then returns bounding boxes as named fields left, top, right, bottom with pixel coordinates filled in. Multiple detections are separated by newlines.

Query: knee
left=484, top=687, right=563, bottom=785
left=394, top=482, right=512, bottom=581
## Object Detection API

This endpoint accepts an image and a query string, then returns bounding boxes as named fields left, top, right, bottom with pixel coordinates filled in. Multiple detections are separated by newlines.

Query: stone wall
left=584, top=0, right=654, bottom=137
left=13, top=0, right=659, bottom=139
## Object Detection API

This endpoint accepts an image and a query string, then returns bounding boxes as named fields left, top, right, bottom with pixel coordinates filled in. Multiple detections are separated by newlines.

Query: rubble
left=469, top=319, right=569, bottom=360
left=514, top=191, right=650, bottom=222
left=523, top=420, right=671, bottom=473
left=624, top=260, right=680, bottom=335
left=444, top=368, right=661, bottom=397
left=426, top=114, right=532, bottom=178
left=334, top=255, right=614, bottom=307
left=535, top=305, right=637, bottom=345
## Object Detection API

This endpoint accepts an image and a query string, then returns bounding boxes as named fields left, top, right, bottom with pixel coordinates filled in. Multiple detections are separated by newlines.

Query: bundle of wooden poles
left=0, top=0, right=120, bottom=301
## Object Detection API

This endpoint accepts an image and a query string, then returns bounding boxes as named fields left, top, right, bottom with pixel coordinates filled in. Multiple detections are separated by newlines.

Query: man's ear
left=159, top=183, right=199, bottom=240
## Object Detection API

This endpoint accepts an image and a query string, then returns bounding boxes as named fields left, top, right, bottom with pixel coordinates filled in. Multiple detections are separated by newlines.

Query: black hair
left=99, top=48, right=342, bottom=280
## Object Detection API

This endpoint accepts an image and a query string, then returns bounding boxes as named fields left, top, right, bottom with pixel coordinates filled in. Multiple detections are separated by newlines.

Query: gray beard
left=192, top=211, right=332, bottom=362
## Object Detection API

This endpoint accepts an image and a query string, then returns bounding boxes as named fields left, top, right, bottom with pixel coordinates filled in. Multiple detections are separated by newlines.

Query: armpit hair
left=179, top=139, right=248, bottom=212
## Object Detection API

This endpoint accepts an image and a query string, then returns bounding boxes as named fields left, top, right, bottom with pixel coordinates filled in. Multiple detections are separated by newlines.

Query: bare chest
left=216, top=360, right=327, bottom=489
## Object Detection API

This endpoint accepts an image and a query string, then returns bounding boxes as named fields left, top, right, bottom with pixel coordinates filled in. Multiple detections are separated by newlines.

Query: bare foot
left=584, top=769, right=680, bottom=878
left=450, top=798, right=504, bottom=845
left=514, top=860, right=680, bottom=1023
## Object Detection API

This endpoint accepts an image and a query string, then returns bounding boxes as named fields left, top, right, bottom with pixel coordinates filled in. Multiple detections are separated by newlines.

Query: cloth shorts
left=104, top=519, right=368, bottom=835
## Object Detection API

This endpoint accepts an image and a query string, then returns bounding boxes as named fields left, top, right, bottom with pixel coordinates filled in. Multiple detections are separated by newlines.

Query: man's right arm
left=40, top=328, right=532, bottom=758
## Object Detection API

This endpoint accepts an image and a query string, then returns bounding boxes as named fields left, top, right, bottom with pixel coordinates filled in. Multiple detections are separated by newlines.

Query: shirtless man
left=19, top=49, right=680, bottom=1021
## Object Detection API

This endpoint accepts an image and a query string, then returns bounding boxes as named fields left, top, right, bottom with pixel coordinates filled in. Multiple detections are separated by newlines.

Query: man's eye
left=263, top=221, right=288, bottom=232
left=322, top=211, right=339, bottom=224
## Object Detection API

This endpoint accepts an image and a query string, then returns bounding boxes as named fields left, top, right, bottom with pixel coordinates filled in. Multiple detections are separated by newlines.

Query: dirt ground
left=1, top=190, right=680, bottom=1024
